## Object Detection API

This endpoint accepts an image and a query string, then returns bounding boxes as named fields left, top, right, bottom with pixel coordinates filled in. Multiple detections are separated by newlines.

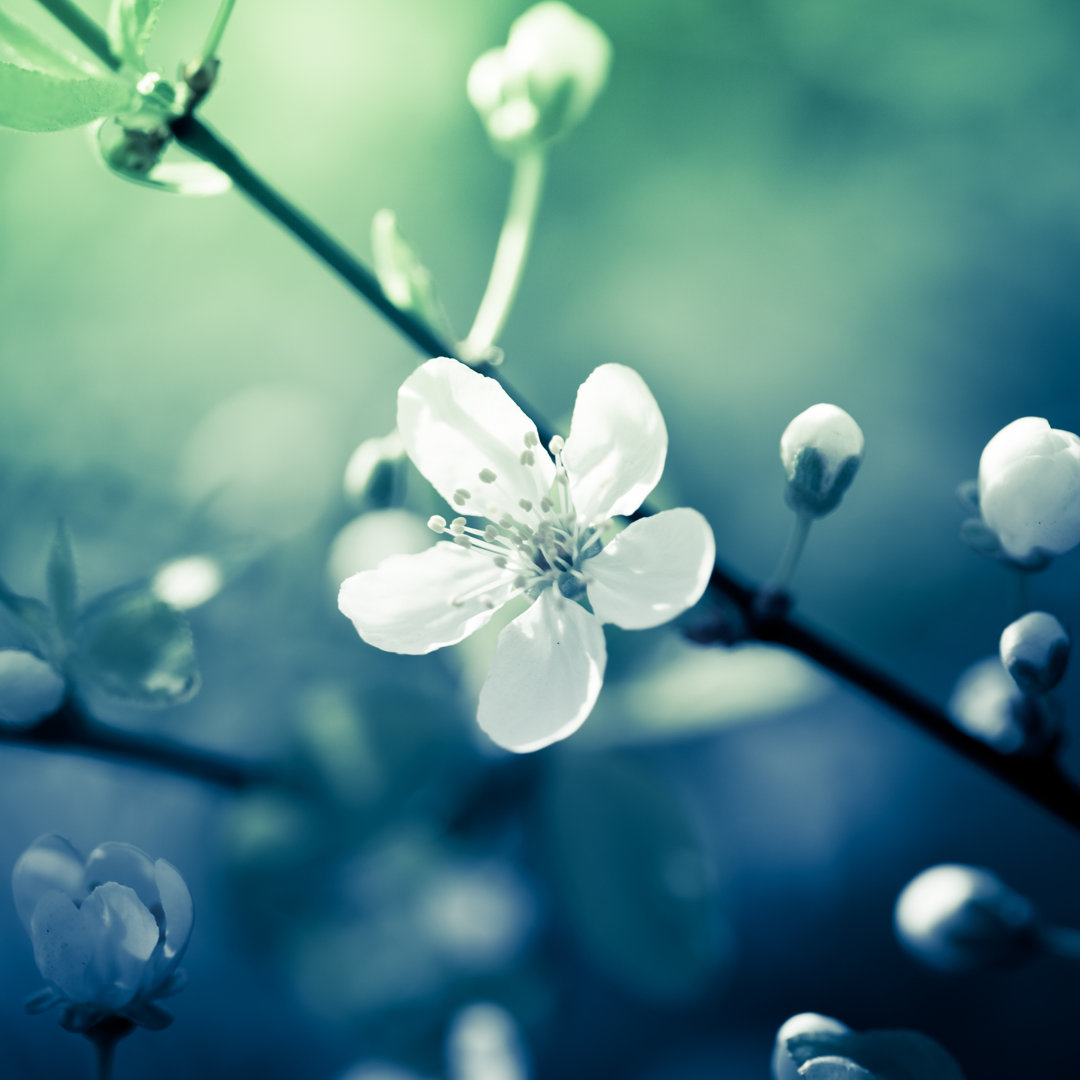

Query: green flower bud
left=780, top=404, right=864, bottom=518
left=999, top=611, right=1070, bottom=695
left=467, top=2, right=612, bottom=156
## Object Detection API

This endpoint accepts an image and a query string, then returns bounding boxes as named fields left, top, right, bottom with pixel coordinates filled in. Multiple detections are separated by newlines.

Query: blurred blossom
left=339, top=357, right=715, bottom=752
left=327, top=510, right=433, bottom=590
left=977, top=417, right=1080, bottom=564
left=151, top=555, right=225, bottom=611
left=894, top=863, right=1036, bottom=973
left=0, top=649, right=65, bottom=727
left=948, top=655, right=1058, bottom=754
left=447, top=1002, right=527, bottom=1080
left=344, top=428, right=406, bottom=506
left=999, top=611, right=1070, bottom=695
left=467, top=1, right=612, bottom=154
left=13, top=835, right=192, bottom=1032
left=780, top=404, right=865, bottom=518
left=771, top=1011, right=966, bottom=1080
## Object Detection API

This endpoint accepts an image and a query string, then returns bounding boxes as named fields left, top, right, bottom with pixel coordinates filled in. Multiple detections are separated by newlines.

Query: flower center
left=427, top=433, right=607, bottom=608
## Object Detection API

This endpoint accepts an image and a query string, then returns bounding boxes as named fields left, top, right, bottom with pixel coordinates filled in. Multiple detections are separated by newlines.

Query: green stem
left=461, top=150, right=547, bottom=360
left=94, top=1037, right=116, bottom=1080
left=765, top=510, right=813, bottom=594
left=35, top=0, right=120, bottom=70
left=200, top=0, right=238, bottom=64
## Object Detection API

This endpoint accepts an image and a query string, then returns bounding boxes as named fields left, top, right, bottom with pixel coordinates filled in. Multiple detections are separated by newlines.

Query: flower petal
left=397, top=357, right=555, bottom=520
left=13, top=834, right=86, bottom=932
left=81, top=883, right=160, bottom=1010
left=30, top=889, right=98, bottom=1005
left=83, top=842, right=160, bottom=913
left=150, top=858, right=193, bottom=983
left=477, top=590, right=606, bottom=752
left=586, top=508, right=715, bottom=629
left=563, top=364, right=667, bottom=522
left=339, top=542, right=515, bottom=655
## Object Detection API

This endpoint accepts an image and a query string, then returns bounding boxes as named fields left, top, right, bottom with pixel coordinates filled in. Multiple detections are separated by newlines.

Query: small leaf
left=0, top=61, right=133, bottom=132
left=959, top=517, right=1002, bottom=557
left=542, top=755, right=727, bottom=1000
left=0, top=577, right=53, bottom=655
left=955, top=478, right=979, bottom=513
left=46, top=521, right=78, bottom=636
left=0, top=10, right=98, bottom=78
left=69, top=586, right=199, bottom=707
left=106, top=0, right=162, bottom=70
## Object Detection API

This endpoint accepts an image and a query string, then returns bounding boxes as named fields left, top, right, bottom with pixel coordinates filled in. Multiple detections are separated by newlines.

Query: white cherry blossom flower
left=338, top=357, right=715, bottom=752
left=13, top=835, right=192, bottom=1032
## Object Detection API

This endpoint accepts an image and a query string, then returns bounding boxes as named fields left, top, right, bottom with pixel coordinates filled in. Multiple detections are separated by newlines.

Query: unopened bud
left=343, top=430, right=405, bottom=506
left=780, top=404, right=864, bottom=518
left=1000, top=611, right=1069, bottom=695
left=467, top=2, right=612, bottom=155
left=772, top=1014, right=851, bottom=1080
left=0, top=650, right=65, bottom=728
left=894, top=863, right=1037, bottom=973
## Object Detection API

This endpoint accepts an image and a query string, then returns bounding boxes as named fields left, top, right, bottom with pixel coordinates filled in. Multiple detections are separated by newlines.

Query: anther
left=523, top=432, right=539, bottom=448
left=513, top=575, right=528, bottom=588
left=549, top=435, right=565, bottom=454
left=427, top=515, right=447, bottom=533
left=483, top=524, right=499, bottom=542
left=453, top=488, right=471, bottom=506
left=478, top=468, right=497, bottom=484
left=540, top=497, right=553, bottom=513
left=493, top=556, right=508, bottom=568
left=454, top=535, right=472, bottom=549
left=480, top=594, right=496, bottom=610
left=518, top=498, right=533, bottom=512
left=450, top=517, right=467, bottom=535
left=520, top=450, right=535, bottom=466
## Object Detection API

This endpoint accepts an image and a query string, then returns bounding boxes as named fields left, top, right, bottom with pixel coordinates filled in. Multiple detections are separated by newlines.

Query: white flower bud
left=467, top=2, right=612, bottom=155
left=780, top=404, right=864, bottom=518
left=0, top=650, right=65, bottom=728
left=772, top=1013, right=852, bottom=1080
left=12, top=835, right=193, bottom=1032
left=999, top=611, right=1070, bottom=695
left=977, top=417, right=1080, bottom=563
left=894, top=863, right=1037, bottom=973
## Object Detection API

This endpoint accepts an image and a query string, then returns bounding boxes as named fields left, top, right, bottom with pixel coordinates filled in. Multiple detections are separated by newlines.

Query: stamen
left=518, top=498, right=533, bottom=512
left=523, top=432, right=539, bottom=448
left=454, top=535, right=472, bottom=549
left=483, top=524, right=499, bottom=542
left=480, top=594, right=496, bottom=610
left=453, top=488, right=471, bottom=506
left=540, top=497, right=553, bottom=513
left=478, top=468, right=497, bottom=484
left=549, top=435, right=565, bottom=454
left=520, top=450, right=535, bottom=466
left=493, top=556, right=508, bottom=568
left=427, top=515, right=447, bottom=533
left=450, top=517, right=467, bottom=535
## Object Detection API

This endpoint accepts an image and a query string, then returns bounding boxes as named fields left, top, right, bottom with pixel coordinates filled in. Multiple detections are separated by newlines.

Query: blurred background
left=2, top=0, right=1080, bottom=1076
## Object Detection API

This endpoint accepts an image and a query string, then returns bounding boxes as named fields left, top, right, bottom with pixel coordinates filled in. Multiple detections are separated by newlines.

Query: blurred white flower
left=339, top=357, right=715, bottom=752
left=151, top=555, right=224, bottom=611
left=894, top=863, right=1036, bottom=973
left=977, top=417, right=1080, bottom=563
left=780, top=404, right=864, bottom=518
left=468, top=2, right=612, bottom=153
left=0, top=649, right=65, bottom=727
left=999, top=610, right=1070, bottom=695
left=13, top=835, right=192, bottom=1032
left=447, top=1002, right=528, bottom=1080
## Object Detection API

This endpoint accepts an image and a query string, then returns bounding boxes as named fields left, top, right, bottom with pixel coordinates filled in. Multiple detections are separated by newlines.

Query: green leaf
left=69, top=586, right=200, bottom=707
left=542, top=755, right=728, bottom=1000
left=0, top=10, right=98, bottom=78
left=106, top=0, right=162, bottom=70
left=0, top=61, right=132, bottom=132
left=46, top=521, right=78, bottom=636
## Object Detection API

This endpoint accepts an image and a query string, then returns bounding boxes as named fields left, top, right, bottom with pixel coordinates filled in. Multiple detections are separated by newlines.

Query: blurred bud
left=949, top=655, right=1060, bottom=755
left=1000, top=611, right=1069, bottom=695
left=977, top=417, right=1080, bottom=564
left=343, top=429, right=406, bottom=507
left=467, top=2, right=612, bottom=155
left=447, top=1002, right=528, bottom=1080
left=0, top=650, right=65, bottom=728
left=894, top=863, right=1037, bottom=973
left=772, top=1013, right=852, bottom=1080
left=13, top=836, right=192, bottom=1032
left=780, top=404, right=864, bottom=518
left=152, top=555, right=224, bottom=611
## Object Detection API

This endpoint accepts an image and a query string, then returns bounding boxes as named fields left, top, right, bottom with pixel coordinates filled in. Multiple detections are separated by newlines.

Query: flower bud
left=999, top=611, right=1069, bottom=695
left=977, top=417, right=1080, bottom=564
left=343, top=430, right=405, bottom=506
left=780, top=404, right=864, bottom=518
left=13, top=835, right=193, bottom=1032
left=772, top=1013, right=852, bottom=1080
left=894, top=863, right=1037, bottom=973
left=467, top=2, right=612, bottom=155
left=0, top=650, right=65, bottom=728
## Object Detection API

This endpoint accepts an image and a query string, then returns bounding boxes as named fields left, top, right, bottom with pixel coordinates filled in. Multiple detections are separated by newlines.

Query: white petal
left=477, top=590, right=606, bottom=752
left=339, top=542, right=514, bottom=655
left=586, top=508, right=715, bottom=629
left=30, top=889, right=98, bottom=1004
left=81, top=883, right=160, bottom=1010
left=563, top=364, right=667, bottom=522
left=83, top=842, right=160, bottom=913
left=13, top=834, right=86, bottom=933
left=397, top=357, right=554, bottom=520
left=152, top=858, right=193, bottom=981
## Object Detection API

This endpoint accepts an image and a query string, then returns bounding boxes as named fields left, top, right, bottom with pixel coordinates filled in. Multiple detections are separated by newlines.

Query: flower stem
left=200, top=0, right=238, bottom=65
left=86, top=1018, right=133, bottom=1080
left=461, top=150, right=548, bottom=361
left=1013, top=566, right=1031, bottom=619
left=34, top=0, right=120, bottom=70
left=764, top=510, right=813, bottom=595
